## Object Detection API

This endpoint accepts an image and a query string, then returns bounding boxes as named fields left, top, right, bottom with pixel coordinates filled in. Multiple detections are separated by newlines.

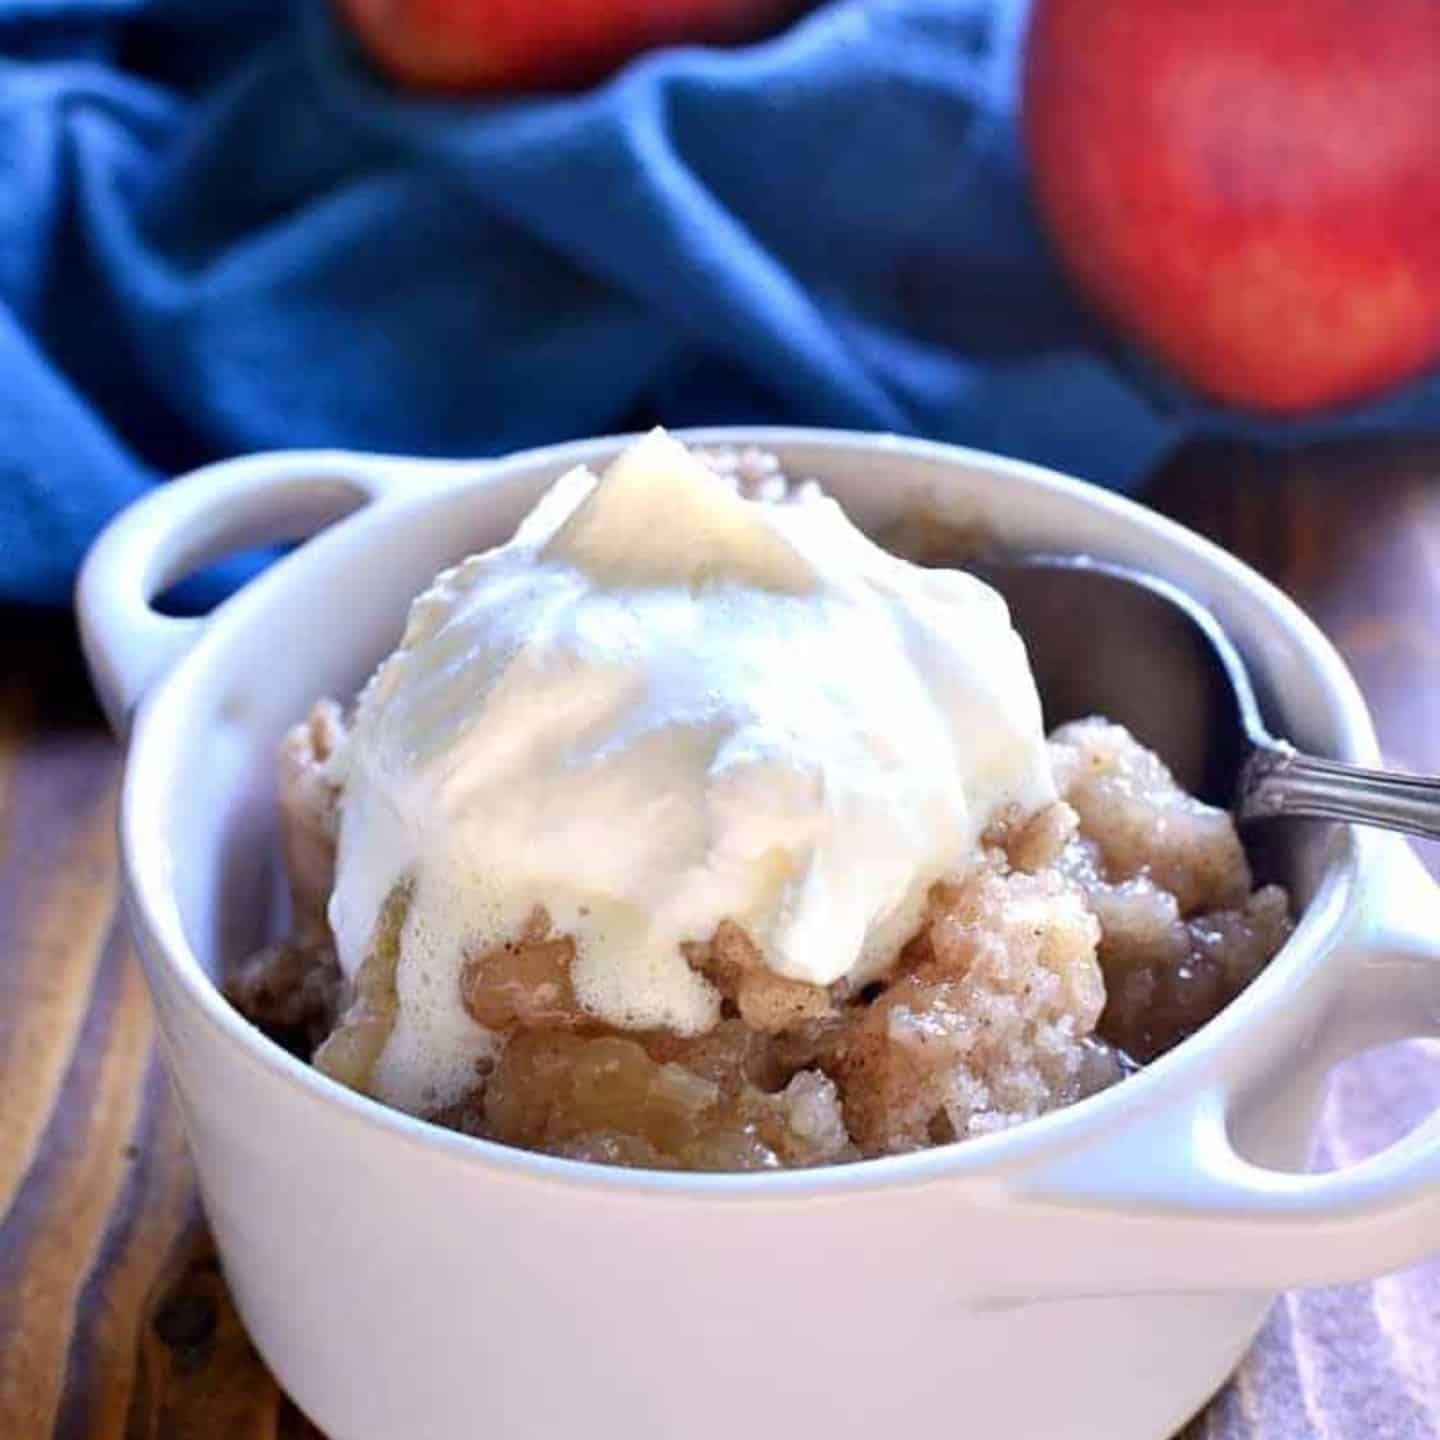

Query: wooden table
left=3, top=437, right=1439, bottom=1439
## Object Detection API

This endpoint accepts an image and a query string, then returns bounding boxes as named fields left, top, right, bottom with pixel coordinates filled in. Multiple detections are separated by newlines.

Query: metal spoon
left=968, top=554, right=1440, bottom=842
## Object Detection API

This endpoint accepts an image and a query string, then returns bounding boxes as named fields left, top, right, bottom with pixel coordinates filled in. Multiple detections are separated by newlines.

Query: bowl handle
left=76, top=451, right=438, bottom=739
left=1016, top=836, right=1440, bottom=1294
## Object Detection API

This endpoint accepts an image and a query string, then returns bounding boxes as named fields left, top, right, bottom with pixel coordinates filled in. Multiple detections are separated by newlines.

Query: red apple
left=336, top=0, right=812, bottom=92
left=1024, top=0, right=1440, bottom=414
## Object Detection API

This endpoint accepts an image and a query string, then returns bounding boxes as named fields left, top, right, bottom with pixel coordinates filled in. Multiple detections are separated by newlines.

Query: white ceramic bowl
left=79, top=431, right=1440, bottom=1440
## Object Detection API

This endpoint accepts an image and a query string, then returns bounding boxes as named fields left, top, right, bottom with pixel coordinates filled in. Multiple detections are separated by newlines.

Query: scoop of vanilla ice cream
left=328, top=430, right=1055, bottom=1112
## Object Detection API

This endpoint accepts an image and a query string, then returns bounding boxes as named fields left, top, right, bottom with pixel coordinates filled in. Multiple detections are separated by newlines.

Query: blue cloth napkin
left=3, top=0, right=1439, bottom=607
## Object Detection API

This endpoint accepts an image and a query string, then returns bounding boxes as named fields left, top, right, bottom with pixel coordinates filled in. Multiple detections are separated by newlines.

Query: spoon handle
left=1240, top=743, right=1440, bottom=841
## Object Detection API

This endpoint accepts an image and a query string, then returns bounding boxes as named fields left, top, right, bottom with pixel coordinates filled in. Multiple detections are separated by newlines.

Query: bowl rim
left=118, top=426, right=1377, bottom=1200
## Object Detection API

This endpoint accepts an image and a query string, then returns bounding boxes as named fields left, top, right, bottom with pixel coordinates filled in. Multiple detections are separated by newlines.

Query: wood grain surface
left=2, top=436, right=1439, bottom=1440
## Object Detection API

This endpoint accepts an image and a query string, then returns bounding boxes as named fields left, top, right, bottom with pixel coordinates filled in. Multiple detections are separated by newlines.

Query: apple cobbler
left=230, top=700, right=1289, bottom=1171
left=227, top=441, right=1290, bottom=1170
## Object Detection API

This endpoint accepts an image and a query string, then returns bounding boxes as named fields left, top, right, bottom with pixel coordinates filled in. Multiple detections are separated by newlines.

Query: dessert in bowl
left=227, top=431, right=1291, bottom=1169
left=78, top=429, right=1440, bottom=1440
